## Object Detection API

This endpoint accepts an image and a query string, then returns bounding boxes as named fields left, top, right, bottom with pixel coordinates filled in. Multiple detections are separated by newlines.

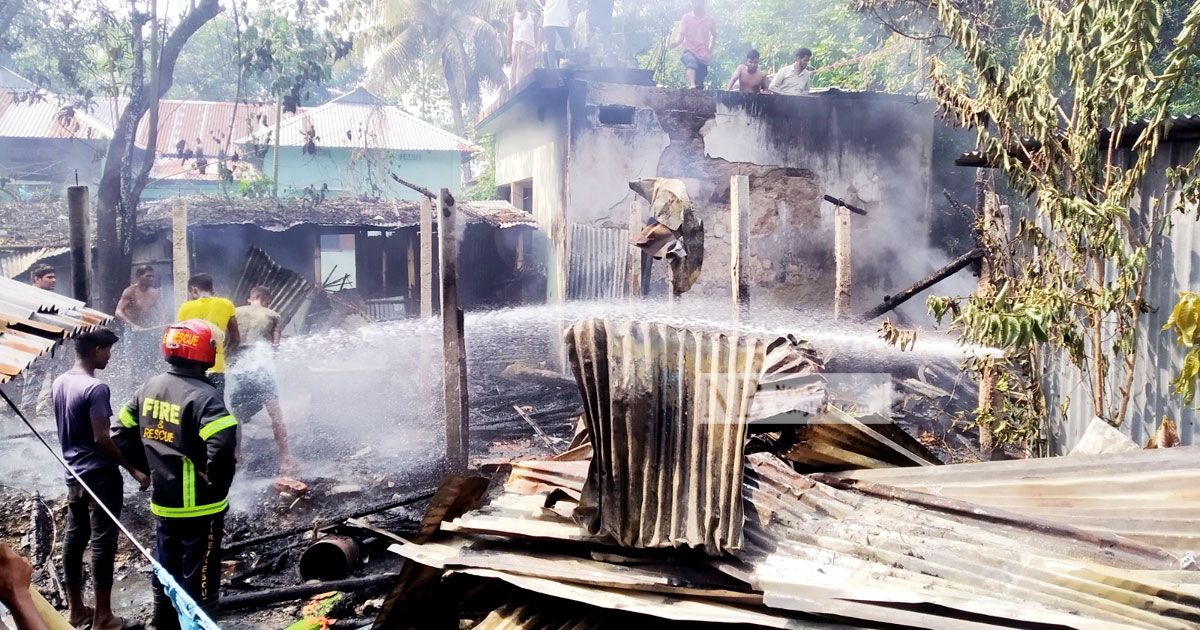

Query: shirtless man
left=115, top=265, right=160, bottom=330
left=727, top=49, right=771, bottom=93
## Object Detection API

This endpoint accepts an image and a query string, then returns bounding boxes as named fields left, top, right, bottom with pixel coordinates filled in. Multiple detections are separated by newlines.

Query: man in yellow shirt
left=176, top=273, right=240, bottom=396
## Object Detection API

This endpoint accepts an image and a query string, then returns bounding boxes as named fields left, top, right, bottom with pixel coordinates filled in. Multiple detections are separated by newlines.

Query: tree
left=168, top=13, right=363, bottom=103
left=911, top=0, right=1200, bottom=452
left=94, top=0, right=223, bottom=311
left=347, top=0, right=505, bottom=147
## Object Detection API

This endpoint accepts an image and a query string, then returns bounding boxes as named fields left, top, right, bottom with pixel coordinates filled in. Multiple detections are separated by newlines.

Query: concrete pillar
left=730, top=175, right=750, bottom=312
left=171, top=198, right=189, bottom=313
left=834, top=205, right=852, bottom=319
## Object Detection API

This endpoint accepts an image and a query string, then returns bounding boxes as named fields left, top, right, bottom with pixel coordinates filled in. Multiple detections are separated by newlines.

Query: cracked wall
left=566, top=84, right=936, bottom=311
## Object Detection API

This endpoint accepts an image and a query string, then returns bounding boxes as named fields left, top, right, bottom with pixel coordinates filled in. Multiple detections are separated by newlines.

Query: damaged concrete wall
left=494, top=97, right=571, bottom=301
left=566, top=84, right=936, bottom=310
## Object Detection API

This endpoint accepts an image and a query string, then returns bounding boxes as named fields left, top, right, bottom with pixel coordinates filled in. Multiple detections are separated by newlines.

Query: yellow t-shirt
left=177, top=296, right=237, bottom=373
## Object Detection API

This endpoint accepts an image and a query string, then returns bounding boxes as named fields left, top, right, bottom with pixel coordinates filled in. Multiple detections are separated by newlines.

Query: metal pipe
left=298, top=535, right=360, bottom=581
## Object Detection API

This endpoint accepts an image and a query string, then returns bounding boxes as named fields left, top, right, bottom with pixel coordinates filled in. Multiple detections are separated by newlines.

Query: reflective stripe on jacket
left=114, top=366, right=238, bottom=519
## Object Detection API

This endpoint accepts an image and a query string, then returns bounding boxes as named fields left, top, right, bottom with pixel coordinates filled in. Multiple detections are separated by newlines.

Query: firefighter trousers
left=152, top=514, right=225, bottom=630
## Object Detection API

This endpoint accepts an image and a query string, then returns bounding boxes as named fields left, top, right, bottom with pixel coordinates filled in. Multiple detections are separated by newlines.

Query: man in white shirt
left=542, top=0, right=572, bottom=68
left=771, top=47, right=815, bottom=96
left=509, top=0, right=539, bottom=87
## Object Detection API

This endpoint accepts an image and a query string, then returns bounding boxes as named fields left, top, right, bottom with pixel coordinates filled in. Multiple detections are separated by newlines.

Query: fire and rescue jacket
left=113, top=366, right=238, bottom=520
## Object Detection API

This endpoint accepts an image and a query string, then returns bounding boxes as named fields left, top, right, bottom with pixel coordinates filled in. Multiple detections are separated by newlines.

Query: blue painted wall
left=142, top=147, right=463, bottom=201
left=266, top=147, right=462, bottom=200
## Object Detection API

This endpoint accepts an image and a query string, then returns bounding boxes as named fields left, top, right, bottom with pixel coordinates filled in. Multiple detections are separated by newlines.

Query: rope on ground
left=0, top=389, right=219, bottom=630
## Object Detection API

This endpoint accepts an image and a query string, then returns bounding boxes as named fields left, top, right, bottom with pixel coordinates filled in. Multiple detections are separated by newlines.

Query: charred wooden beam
left=220, top=573, right=402, bottom=610
left=861, top=248, right=983, bottom=320
left=390, top=172, right=436, bottom=200
left=822, top=194, right=868, bottom=216
left=223, top=488, right=435, bottom=555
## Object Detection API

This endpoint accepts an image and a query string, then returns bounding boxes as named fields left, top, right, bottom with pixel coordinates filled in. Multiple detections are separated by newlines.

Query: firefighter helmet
left=162, top=319, right=217, bottom=367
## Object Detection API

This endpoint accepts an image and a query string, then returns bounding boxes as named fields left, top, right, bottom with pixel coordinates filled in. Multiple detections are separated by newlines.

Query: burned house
left=0, top=196, right=539, bottom=321
left=479, top=67, right=956, bottom=309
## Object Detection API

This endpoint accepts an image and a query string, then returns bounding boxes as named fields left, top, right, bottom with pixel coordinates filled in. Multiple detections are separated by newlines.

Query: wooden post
left=833, top=205, right=852, bottom=319
left=67, top=186, right=92, bottom=303
left=730, top=175, right=750, bottom=312
left=171, top=198, right=190, bottom=313
left=439, top=189, right=469, bottom=474
left=420, top=195, right=434, bottom=318
left=626, top=198, right=645, bottom=298
left=406, top=233, right=417, bottom=312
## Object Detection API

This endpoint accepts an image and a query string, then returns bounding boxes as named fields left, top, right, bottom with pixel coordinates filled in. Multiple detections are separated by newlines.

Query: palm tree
left=362, top=0, right=506, bottom=143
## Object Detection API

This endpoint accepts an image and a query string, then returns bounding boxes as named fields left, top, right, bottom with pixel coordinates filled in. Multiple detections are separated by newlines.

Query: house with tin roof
left=0, top=67, right=112, bottom=199
left=237, top=86, right=474, bottom=201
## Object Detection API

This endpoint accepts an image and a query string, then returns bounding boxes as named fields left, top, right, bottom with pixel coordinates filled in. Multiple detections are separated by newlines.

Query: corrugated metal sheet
left=739, top=452, right=1200, bottom=629
left=0, top=91, right=112, bottom=140
left=567, top=224, right=628, bottom=301
left=0, top=247, right=70, bottom=279
left=232, top=247, right=314, bottom=328
left=821, top=445, right=1200, bottom=553
left=150, top=100, right=279, bottom=156
left=1044, top=140, right=1200, bottom=451
left=0, top=276, right=113, bottom=383
left=236, top=87, right=474, bottom=153
left=564, top=318, right=813, bottom=553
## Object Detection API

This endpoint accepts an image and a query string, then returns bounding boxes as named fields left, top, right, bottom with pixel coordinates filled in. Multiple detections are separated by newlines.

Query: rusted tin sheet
left=741, top=453, right=1200, bottom=629
left=232, top=247, right=314, bottom=327
left=565, top=318, right=798, bottom=553
left=0, top=276, right=113, bottom=382
left=822, top=445, right=1200, bottom=553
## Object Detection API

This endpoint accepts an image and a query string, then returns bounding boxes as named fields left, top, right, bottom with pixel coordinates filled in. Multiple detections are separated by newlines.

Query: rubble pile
left=371, top=317, right=1200, bottom=629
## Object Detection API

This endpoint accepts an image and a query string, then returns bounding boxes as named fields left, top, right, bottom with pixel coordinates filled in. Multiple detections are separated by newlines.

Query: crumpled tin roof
left=821, top=444, right=1200, bottom=553
left=0, top=276, right=113, bottom=383
left=564, top=317, right=825, bottom=554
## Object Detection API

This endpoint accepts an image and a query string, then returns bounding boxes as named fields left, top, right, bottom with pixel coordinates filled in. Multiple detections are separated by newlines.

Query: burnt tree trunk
left=95, top=0, right=222, bottom=311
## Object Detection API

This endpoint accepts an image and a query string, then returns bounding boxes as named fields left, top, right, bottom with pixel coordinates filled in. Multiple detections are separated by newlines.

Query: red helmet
left=162, top=320, right=217, bottom=367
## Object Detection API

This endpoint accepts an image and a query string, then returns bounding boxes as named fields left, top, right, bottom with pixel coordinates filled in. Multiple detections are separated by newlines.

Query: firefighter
left=113, top=320, right=238, bottom=630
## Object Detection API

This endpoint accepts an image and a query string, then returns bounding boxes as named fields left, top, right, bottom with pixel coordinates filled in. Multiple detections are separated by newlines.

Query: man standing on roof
left=113, top=320, right=238, bottom=630
left=770, top=48, right=815, bottom=96
left=542, top=0, right=572, bottom=69
left=176, top=274, right=239, bottom=398
left=674, top=0, right=717, bottom=89
left=53, top=328, right=149, bottom=630
left=509, top=0, right=539, bottom=88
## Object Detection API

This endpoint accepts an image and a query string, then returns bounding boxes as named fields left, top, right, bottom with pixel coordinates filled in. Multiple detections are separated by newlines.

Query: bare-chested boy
left=727, top=49, right=771, bottom=94
left=115, top=265, right=161, bottom=330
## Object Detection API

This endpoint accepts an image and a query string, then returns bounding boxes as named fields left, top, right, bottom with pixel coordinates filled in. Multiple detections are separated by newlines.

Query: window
left=598, top=105, right=635, bottom=126
left=320, top=232, right=357, bottom=290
